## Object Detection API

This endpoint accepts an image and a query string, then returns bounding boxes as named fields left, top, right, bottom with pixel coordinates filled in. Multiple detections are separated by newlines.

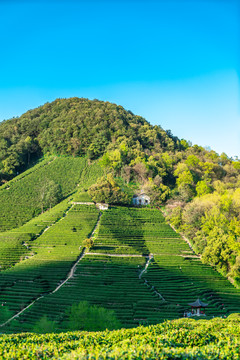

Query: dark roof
left=188, top=299, right=208, bottom=307
left=133, top=193, right=150, bottom=198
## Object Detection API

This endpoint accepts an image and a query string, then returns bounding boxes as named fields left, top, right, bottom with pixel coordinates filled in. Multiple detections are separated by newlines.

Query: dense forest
left=0, top=97, right=178, bottom=182
left=0, top=97, right=240, bottom=286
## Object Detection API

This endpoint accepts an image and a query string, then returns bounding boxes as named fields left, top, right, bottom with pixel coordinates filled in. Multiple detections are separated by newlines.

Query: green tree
left=83, top=238, right=94, bottom=249
left=88, top=174, right=132, bottom=205
left=39, top=179, right=62, bottom=212
left=196, top=180, right=212, bottom=197
left=66, top=301, right=121, bottom=331
left=2, top=153, right=20, bottom=176
left=33, top=315, right=56, bottom=333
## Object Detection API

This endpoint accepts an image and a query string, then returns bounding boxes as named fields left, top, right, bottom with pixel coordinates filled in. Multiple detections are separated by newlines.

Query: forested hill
left=1, top=97, right=240, bottom=287
left=0, top=97, right=179, bottom=182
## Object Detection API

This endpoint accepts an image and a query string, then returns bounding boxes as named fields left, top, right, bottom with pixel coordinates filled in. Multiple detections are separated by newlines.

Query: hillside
left=1, top=204, right=240, bottom=335
left=0, top=97, right=240, bottom=340
left=0, top=156, right=102, bottom=232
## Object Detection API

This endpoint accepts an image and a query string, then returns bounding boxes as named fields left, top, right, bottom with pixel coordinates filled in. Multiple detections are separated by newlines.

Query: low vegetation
left=0, top=204, right=99, bottom=333
left=1, top=318, right=240, bottom=359
left=0, top=156, right=102, bottom=231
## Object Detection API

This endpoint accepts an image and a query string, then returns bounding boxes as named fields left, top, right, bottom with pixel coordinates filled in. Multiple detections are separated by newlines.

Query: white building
left=96, top=203, right=109, bottom=210
left=132, top=193, right=150, bottom=206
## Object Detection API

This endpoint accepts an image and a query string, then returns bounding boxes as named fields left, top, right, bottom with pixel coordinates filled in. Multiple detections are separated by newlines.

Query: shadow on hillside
left=97, top=207, right=149, bottom=255
left=1, top=254, right=240, bottom=333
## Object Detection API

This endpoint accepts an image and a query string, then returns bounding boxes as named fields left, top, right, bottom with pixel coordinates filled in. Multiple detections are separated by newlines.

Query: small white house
left=132, top=193, right=150, bottom=206
left=96, top=203, right=109, bottom=210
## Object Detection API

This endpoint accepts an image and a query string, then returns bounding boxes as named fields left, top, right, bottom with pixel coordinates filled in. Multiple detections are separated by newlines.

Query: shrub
left=66, top=301, right=121, bottom=331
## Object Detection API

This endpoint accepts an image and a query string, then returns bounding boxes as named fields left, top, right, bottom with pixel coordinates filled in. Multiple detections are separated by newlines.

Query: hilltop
left=0, top=97, right=177, bottom=183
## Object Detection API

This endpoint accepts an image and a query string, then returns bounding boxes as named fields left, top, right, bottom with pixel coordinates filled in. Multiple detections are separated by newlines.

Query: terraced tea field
left=0, top=156, right=102, bottom=232
left=1, top=206, right=240, bottom=333
left=0, top=198, right=72, bottom=270
left=0, top=204, right=99, bottom=332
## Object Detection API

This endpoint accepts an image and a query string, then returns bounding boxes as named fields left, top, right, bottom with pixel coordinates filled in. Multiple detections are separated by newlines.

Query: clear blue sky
left=0, top=0, right=239, bottom=157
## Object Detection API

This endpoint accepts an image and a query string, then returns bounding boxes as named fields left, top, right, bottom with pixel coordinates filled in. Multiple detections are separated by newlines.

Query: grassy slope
left=0, top=197, right=71, bottom=270
left=0, top=156, right=103, bottom=269
left=0, top=156, right=103, bottom=232
left=0, top=204, right=100, bottom=332
left=0, top=318, right=240, bottom=359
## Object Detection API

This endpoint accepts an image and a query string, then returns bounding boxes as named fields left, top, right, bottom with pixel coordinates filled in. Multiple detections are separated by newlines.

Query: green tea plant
left=0, top=156, right=102, bottom=231
left=0, top=205, right=99, bottom=333
left=0, top=318, right=240, bottom=359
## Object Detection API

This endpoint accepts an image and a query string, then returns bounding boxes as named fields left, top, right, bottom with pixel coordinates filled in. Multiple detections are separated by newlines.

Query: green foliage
left=82, top=238, right=94, bottom=249
left=1, top=97, right=240, bottom=339
left=196, top=180, right=212, bottom=197
left=88, top=173, right=132, bottom=205
left=227, top=312, right=240, bottom=320
left=72, top=190, right=92, bottom=202
left=166, top=189, right=240, bottom=284
left=142, top=180, right=170, bottom=205
left=1, top=318, right=240, bottom=359
left=0, top=197, right=71, bottom=270
left=33, top=315, right=56, bottom=333
left=0, top=306, right=12, bottom=323
left=185, top=154, right=200, bottom=167
left=66, top=301, right=121, bottom=331
left=0, top=98, right=178, bottom=182
left=232, top=160, right=240, bottom=170
left=176, top=169, right=194, bottom=187
left=38, top=179, right=62, bottom=212
left=166, top=205, right=182, bottom=229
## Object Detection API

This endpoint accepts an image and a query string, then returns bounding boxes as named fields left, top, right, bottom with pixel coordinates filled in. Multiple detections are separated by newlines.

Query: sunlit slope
left=0, top=204, right=99, bottom=333
left=0, top=98, right=175, bottom=186
left=89, top=208, right=240, bottom=321
left=0, top=197, right=71, bottom=270
left=1, top=318, right=240, bottom=360
left=0, top=156, right=102, bottom=232
left=3, top=207, right=240, bottom=333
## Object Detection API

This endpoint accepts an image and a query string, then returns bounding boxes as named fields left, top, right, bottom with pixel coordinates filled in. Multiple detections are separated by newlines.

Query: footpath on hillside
left=0, top=211, right=102, bottom=328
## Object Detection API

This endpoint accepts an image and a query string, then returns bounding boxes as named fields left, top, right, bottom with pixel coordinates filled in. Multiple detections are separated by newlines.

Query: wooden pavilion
left=188, top=298, right=208, bottom=316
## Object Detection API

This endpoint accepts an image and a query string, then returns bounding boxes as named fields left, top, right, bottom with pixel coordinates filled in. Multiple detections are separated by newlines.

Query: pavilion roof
left=188, top=299, right=208, bottom=308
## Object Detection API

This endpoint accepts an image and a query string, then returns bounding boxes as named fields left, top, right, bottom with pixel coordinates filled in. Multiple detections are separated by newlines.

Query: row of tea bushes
left=0, top=205, right=99, bottom=332
left=0, top=156, right=102, bottom=231
left=1, top=318, right=240, bottom=359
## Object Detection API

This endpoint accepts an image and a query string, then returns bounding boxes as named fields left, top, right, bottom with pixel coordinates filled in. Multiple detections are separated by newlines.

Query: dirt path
left=42, top=204, right=74, bottom=235
left=139, top=254, right=153, bottom=279
left=86, top=252, right=146, bottom=258
left=0, top=211, right=102, bottom=328
left=52, top=212, right=103, bottom=293
left=139, top=254, right=166, bottom=302
left=150, top=252, right=200, bottom=258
